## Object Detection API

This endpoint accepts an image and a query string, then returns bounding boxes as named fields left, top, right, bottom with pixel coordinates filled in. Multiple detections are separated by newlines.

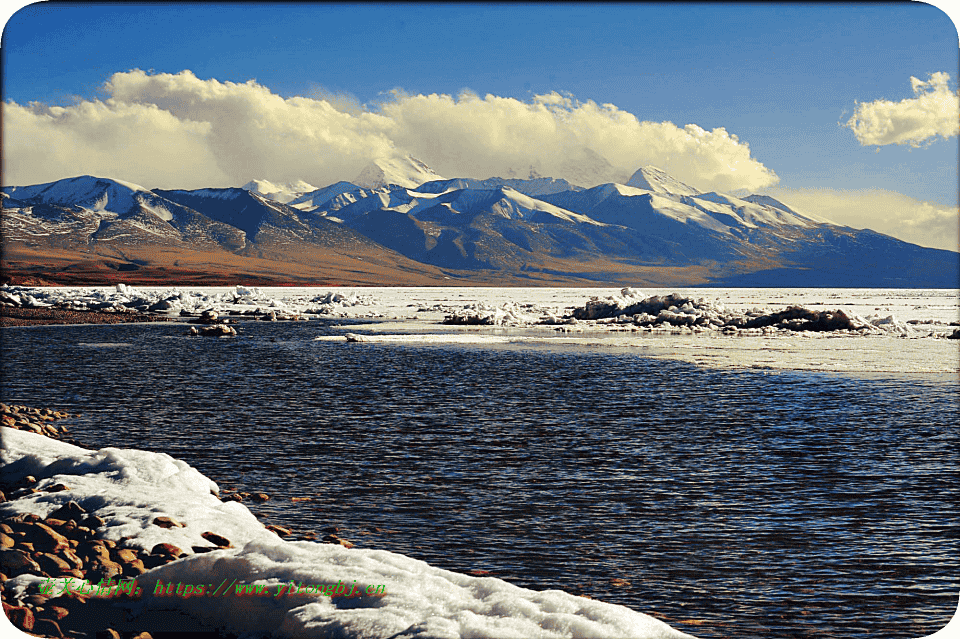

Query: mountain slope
left=3, top=169, right=956, bottom=287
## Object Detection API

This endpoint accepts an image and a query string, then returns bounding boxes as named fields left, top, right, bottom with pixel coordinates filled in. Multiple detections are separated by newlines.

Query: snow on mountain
left=686, top=192, right=822, bottom=229
left=155, top=188, right=291, bottom=241
left=625, top=166, right=701, bottom=197
left=416, top=176, right=584, bottom=197
left=405, top=186, right=601, bottom=226
left=541, top=182, right=731, bottom=234
left=742, top=194, right=832, bottom=224
left=241, top=179, right=318, bottom=204
left=288, top=181, right=369, bottom=213
left=2, top=175, right=154, bottom=216
left=353, top=156, right=445, bottom=189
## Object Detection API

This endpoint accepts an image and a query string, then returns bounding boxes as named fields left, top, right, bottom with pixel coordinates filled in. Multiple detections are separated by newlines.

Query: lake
left=2, top=315, right=957, bottom=638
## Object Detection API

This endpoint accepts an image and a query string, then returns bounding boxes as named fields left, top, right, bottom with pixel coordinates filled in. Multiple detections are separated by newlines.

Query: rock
left=13, top=475, right=38, bottom=488
left=191, top=546, right=217, bottom=554
left=47, top=501, right=86, bottom=521
left=32, top=618, right=64, bottom=638
left=200, top=531, right=232, bottom=548
left=87, top=558, right=123, bottom=582
left=113, top=548, right=140, bottom=563
left=249, top=492, right=270, bottom=501
left=152, top=516, right=185, bottom=529
left=265, top=524, right=291, bottom=537
left=187, top=326, right=199, bottom=335
left=0, top=533, right=14, bottom=548
left=150, top=542, right=183, bottom=558
left=45, top=483, right=70, bottom=493
left=60, top=549, right=84, bottom=570
left=80, top=515, right=105, bottom=529
left=35, top=552, right=73, bottom=576
left=2, top=602, right=34, bottom=631
left=199, top=324, right=237, bottom=336
left=39, top=604, right=69, bottom=621
left=322, top=534, right=354, bottom=549
left=948, top=328, right=960, bottom=339
left=24, top=522, right=71, bottom=553
left=131, top=632, right=154, bottom=639
left=77, top=541, right=111, bottom=563
left=0, top=548, right=41, bottom=574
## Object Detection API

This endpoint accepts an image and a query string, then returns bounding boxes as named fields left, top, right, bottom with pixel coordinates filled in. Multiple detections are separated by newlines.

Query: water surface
left=2, top=320, right=957, bottom=638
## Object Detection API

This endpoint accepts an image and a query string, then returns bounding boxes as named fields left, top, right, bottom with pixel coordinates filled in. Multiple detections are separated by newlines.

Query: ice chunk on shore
left=0, top=428, right=697, bottom=639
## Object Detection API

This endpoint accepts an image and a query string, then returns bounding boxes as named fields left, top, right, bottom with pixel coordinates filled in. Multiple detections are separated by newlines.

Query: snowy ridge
left=403, top=186, right=601, bottom=225
left=241, top=179, right=318, bottom=204
left=353, top=156, right=445, bottom=189
left=1, top=427, right=697, bottom=639
left=2, top=176, right=151, bottom=216
left=416, top=176, right=585, bottom=197
left=625, top=167, right=701, bottom=196
left=287, top=181, right=366, bottom=212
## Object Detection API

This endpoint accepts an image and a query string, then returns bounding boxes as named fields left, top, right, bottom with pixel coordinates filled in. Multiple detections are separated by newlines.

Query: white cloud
left=2, top=99, right=230, bottom=189
left=844, top=72, right=960, bottom=147
left=3, top=69, right=778, bottom=191
left=767, top=187, right=959, bottom=252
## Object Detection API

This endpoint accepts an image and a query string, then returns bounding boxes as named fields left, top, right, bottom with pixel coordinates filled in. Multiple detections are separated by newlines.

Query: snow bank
left=441, top=301, right=542, bottom=326
left=0, top=285, right=379, bottom=319
left=0, top=428, right=696, bottom=639
left=568, top=289, right=920, bottom=336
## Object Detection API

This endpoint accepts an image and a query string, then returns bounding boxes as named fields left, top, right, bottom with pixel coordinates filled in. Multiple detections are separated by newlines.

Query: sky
left=2, top=1, right=959, bottom=251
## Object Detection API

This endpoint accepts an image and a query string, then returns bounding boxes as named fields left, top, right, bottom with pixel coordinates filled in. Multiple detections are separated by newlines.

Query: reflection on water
left=2, top=321, right=958, bottom=638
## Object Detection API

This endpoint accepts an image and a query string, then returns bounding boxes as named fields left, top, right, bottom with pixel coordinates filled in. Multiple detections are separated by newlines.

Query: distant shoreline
left=0, top=307, right=174, bottom=328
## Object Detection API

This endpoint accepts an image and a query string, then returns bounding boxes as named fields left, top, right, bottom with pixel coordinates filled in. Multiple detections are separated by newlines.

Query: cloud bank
left=3, top=69, right=778, bottom=191
left=768, top=187, right=959, bottom=252
left=844, top=72, right=960, bottom=147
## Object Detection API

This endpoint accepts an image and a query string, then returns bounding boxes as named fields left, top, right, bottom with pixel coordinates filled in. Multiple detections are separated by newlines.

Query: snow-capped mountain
left=353, top=156, right=445, bottom=189
left=2, top=168, right=956, bottom=287
left=1, top=176, right=247, bottom=251
left=241, top=179, right=318, bottom=204
left=416, top=176, right=584, bottom=197
left=625, top=166, right=702, bottom=197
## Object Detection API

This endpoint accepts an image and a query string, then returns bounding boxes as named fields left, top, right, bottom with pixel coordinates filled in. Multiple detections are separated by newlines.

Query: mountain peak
left=241, top=179, right=318, bottom=204
left=2, top=175, right=152, bottom=213
left=625, top=166, right=700, bottom=196
left=354, top=156, right=445, bottom=189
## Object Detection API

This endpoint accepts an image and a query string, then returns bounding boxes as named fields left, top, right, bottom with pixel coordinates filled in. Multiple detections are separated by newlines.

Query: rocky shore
left=0, top=405, right=353, bottom=638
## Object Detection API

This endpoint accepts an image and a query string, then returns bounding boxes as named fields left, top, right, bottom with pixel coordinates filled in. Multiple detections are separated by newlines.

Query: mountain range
left=2, top=163, right=956, bottom=287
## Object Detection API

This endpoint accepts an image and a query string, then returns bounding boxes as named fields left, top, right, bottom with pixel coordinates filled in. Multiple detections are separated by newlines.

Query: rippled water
left=3, top=320, right=958, bottom=638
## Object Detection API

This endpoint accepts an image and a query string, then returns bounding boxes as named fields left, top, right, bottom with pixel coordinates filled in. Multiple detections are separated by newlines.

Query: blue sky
left=2, top=2, right=958, bottom=249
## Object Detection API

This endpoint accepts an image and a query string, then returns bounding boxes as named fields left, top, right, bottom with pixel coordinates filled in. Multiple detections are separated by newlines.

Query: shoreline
left=0, top=405, right=327, bottom=638
left=0, top=405, right=699, bottom=639
left=0, top=307, right=175, bottom=328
